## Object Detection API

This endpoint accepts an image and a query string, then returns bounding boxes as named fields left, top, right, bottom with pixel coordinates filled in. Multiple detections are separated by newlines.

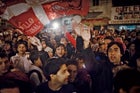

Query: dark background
left=112, top=0, right=140, bottom=6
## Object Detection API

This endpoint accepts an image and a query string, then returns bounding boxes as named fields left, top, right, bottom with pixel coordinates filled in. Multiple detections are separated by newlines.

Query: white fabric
left=10, top=53, right=32, bottom=73
left=1, top=3, right=30, bottom=20
left=32, top=4, right=50, bottom=25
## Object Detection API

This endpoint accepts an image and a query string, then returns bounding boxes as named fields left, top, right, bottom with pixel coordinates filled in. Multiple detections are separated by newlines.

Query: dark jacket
left=76, top=36, right=113, bottom=93
left=35, top=81, right=77, bottom=93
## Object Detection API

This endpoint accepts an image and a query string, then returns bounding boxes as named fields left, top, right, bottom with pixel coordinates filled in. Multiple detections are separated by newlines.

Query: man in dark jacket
left=35, top=58, right=77, bottom=93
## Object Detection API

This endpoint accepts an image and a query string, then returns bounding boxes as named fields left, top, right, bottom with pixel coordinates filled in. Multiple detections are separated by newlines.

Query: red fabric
left=43, top=0, right=90, bottom=20
left=65, top=32, right=76, bottom=48
left=4, top=70, right=29, bottom=82
left=9, top=8, right=44, bottom=36
left=0, top=0, right=90, bottom=36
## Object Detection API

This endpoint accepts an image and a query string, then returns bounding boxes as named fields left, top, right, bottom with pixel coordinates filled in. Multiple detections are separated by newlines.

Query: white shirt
left=10, top=53, right=32, bottom=73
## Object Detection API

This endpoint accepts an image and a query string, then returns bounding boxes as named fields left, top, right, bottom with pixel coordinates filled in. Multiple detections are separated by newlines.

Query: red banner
left=43, top=0, right=90, bottom=20
left=9, top=8, right=44, bottom=36
left=0, top=0, right=90, bottom=36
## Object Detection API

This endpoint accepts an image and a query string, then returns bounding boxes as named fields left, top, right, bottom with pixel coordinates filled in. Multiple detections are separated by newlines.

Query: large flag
left=0, top=0, right=89, bottom=36
left=42, top=0, right=90, bottom=20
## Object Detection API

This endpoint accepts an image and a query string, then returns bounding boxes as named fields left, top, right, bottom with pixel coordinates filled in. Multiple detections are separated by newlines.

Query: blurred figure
left=104, top=36, right=114, bottom=55
left=67, top=59, right=78, bottom=83
left=28, top=36, right=49, bottom=66
left=35, top=58, right=77, bottom=93
left=107, top=42, right=130, bottom=76
left=41, top=38, right=53, bottom=54
left=28, top=50, right=47, bottom=88
left=10, top=40, right=32, bottom=73
left=99, top=25, right=106, bottom=35
left=90, top=37, right=99, bottom=52
left=60, top=36, right=75, bottom=59
left=0, top=52, right=10, bottom=76
left=0, top=79, right=20, bottom=93
left=3, top=40, right=16, bottom=60
left=54, top=43, right=67, bottom=59
left=0, top=52, right=32, bottom=93
left=67, top=59, right=92, bottom=93
left=114, top=69, right=140, bottom=93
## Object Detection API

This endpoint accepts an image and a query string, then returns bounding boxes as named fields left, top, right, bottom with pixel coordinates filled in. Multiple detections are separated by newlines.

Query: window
left=93, top=0, right=99, bottom=6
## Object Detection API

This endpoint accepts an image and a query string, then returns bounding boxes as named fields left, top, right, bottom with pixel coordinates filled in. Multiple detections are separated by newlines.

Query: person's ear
left=50, top=74, right=56, bottom=79
left=119, top=88, right=127, bottom=93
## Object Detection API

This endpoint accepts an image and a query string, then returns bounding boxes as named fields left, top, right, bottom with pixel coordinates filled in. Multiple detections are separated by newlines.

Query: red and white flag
left=42, top=0, right=90, bottom=20
left=9, top=8, right=44, bottom=36
left=0, top=0, right=89, bottom=36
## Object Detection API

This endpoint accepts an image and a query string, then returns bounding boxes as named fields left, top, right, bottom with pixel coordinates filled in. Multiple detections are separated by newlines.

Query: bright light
left=52, top=22, right=59, bottom=29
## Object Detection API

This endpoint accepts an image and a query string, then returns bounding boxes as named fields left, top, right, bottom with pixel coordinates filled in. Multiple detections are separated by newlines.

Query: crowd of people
left=0, top=15, right=140, bottom=93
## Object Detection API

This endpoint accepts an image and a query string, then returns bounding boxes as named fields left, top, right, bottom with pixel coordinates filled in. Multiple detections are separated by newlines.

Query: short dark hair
left=67, top=59, right=78, bottom=67
left=44, top=58, right=66, bottom=80
left=75, top=52, right=85, bottom=61
left=16, top=40, right=28, bottom=50
left=29, top=50, right=40, bottom=64
left=5, top=40, right=13, bottom=49
left=114, top=69, right=140, bottom=93
left=107, top=41, right=124, bottom=55
left=55, top=43, right=66, bottom=50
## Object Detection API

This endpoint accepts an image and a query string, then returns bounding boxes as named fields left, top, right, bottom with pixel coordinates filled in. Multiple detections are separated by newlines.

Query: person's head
left=75, top=53, right=86, bottom=69
left=105, top=30, right=111, bottom=36
left=98, top=42, right=106, bottom=54
left=47, top=48, right=54, bottom=58
left=29, top=51, right=42, bottom=68
left=124, top=38, right=131, bottom=47
left=16, top=40, right=28, bottom=55
left=3, top=40, right=13, bottom=51
left=60, top=37, right=68, bottom=46
left=44, top=58, right=70, bottom=85
left=67, top=59, right=78, bottom=83
left=104, top=36, right=114, bottom=51
left=55, top=43, right=66, bottom=58
left=128, top=42, right=135, bottom=49
left=0, top=52, right=10, bottom=75
left=114, top=69, right=140, bottom=93
left=41, top=38, right=48, bottom=49
left=90, top=37, right=98, bottom=44
left=115, top=36, right=123, bottom=43
left=0, top=79, right=20, bottom=93
left=107, top=42, right=124, bottom=65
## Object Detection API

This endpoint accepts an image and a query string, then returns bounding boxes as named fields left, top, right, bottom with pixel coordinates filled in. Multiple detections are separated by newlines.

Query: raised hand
left=28, top=36, right=42, bottom=51
left=80, top=24, right=91, bottom=42
left=72, top=19, right=91, bottom=41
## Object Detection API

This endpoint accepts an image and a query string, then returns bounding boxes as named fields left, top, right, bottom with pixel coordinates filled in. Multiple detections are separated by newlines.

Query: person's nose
left=66, top=70, right=70, bottom=76
left=110, top=50, right=115, bottom=55
left=1, top=62, right=6, bottom=68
